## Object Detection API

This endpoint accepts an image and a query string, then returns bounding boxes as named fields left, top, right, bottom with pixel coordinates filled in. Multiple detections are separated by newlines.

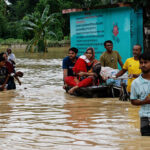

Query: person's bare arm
left=14, top=76, right=21, bottom=85
left=63, top=69, right=68, bottom=80
left=118, top=59, right=123, bottom=68
left=63, top=69, right=68, bottom=89
left=131, top=96, right=150, bottom=106
left=78, top=72, right=95, bottom=77
left=116, top=69, right=127, bottom=78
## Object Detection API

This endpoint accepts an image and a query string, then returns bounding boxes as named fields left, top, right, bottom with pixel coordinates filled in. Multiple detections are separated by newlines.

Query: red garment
left=5, top=61, right=14, bottom=73
left=65, top=76, right=93, bottom=88
left=65, top=48, right=99, bottom=89
left=78, top=77, right=93, bottom=87
left=65, top=76, right=77, bottom=87
left=73, top=58, right=87, bottom=74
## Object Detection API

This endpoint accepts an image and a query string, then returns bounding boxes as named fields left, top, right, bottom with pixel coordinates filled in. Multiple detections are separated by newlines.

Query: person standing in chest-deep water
left=0, top=52, right=22, bottom=89
left=130, top=52, right=150, bottom=136
left=62, top=47, right=78, bottom=89
left=100, top=40, right=123, bottom=69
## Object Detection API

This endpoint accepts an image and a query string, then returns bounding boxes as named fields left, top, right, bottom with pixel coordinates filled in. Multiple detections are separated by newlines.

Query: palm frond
left=22, top=6, right=57, bottom=53
left=23, top=27, right=34, bottom=31
left=41, top=5, right=50, bottom=22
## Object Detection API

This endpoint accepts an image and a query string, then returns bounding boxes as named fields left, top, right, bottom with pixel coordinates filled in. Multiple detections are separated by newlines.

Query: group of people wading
left=0, top=48, right=23, bottom=91
left=62, top=40, right=150, bottom=136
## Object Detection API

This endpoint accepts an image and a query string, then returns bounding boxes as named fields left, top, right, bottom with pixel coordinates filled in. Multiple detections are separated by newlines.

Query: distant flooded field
left=0, top=47, right=149, bottom=150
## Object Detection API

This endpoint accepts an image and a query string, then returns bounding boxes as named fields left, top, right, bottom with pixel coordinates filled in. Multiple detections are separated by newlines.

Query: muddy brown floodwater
left=0, top=52, right=150, bottom=150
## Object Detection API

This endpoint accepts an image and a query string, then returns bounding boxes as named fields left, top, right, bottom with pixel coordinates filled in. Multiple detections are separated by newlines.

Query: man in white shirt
left=6, top=48, right=16, bottom=65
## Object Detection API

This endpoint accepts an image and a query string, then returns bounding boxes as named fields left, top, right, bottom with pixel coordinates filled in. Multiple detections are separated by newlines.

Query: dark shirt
left=62, top=56, right=78, bottom=76
left=86, top=62, right=94, bottom=72
left=0, top=67, right=9, bottom=85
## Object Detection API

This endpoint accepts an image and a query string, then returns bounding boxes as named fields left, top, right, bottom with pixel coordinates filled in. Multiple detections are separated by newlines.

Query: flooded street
left=0, top=55, right=150, bottom=150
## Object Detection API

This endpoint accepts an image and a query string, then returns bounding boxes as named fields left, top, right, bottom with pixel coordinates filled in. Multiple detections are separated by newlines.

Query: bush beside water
left=0, top=38, right=70, bottom=48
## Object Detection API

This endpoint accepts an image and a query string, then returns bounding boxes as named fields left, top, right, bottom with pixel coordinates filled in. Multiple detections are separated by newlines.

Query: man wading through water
left=130, top=52, right=150, bottom=136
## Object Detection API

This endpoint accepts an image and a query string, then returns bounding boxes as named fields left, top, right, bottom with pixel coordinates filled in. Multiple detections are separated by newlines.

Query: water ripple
left=0, top=58, right=147, bottom=150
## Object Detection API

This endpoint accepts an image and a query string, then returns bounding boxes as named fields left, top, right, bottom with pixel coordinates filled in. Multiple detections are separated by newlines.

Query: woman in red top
left=65, top=47, right=100, bottom=94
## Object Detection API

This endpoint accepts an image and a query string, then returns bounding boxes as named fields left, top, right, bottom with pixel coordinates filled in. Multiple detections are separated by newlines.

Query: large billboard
left=70, top=7, right=143, bottom=64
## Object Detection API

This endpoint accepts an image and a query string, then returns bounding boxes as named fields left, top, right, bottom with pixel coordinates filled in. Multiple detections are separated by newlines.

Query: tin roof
left=62, top=2, right=132, bottom=14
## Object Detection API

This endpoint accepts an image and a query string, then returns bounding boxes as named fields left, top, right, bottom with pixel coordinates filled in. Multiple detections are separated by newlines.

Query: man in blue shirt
left=130, top=52, right=150, bottom=136
left=62, top=47, right=78, bottom=88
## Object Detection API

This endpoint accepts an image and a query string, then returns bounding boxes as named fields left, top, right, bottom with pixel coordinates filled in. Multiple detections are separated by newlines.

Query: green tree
left=22, top=5, right=57, bottom=52
left=35, top=0, right=65, bottom=40
left=132, top=0, right=150, bottom=26
left=2, top=0, right=150, bottom=41
left=7, top=0, right=39, bottom=20
left=0, top=0, right=8, bottom=38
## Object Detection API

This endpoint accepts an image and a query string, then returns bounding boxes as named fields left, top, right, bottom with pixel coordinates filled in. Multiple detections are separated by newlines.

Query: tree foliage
left=22, top=5, right=58, bottom=52
left=0, top=0, right=8, bottom=37
left=0, top=0, right=149, bottom=43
